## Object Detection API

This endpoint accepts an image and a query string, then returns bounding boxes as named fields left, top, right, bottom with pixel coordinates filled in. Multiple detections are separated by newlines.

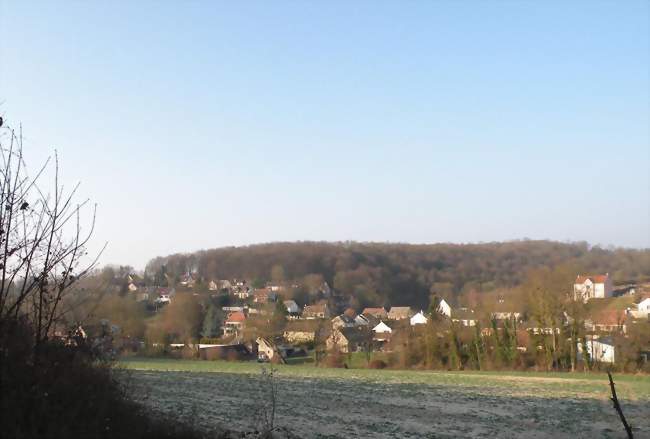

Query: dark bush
left=0, top=318, right=221, bottom=439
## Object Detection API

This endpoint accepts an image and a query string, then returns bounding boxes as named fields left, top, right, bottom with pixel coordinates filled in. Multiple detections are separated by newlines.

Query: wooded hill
left=144, top=241, right=650, bottom=309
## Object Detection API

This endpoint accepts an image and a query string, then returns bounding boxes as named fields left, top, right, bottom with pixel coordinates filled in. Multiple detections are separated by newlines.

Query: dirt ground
left=124, top=369, right=650, bottom=438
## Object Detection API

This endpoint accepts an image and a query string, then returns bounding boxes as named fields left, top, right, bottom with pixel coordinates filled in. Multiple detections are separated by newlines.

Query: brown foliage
left=145, top=241, right=650, bottom=311
left=368, top=359, right=388, bottom=369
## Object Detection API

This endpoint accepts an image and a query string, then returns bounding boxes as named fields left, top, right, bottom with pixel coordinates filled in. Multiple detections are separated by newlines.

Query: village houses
left=136, top=267, right=648, bottom=370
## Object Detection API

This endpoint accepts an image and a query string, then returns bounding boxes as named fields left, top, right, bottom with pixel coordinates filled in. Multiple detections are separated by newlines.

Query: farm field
left=119, top=358, right=650, bottom=438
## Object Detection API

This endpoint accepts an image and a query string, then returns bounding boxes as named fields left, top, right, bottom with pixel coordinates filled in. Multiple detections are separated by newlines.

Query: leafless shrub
left=0, top=121, right=104, bottom=354
left=242, top=366, right=296, bottom=439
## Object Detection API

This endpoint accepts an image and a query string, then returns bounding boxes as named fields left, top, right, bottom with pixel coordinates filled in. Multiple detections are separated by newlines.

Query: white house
left=256, top=337, right=280, bottom=361
left=635, top=298, right=650, bottom=318
left=410, top=310, right=428, bottom=326
left=283, top=300, right=300, bottom=314
left=372, top=321, right=392, bottom=341
left=435, top=299, right=451, bottom=317
left=578, top=337, right=615, bottom=363
left=574, top=274, right=613, bottom=301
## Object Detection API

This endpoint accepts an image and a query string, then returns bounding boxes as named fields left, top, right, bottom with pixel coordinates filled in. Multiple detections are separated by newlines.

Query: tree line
left=144, top=241, right=650, bottom=309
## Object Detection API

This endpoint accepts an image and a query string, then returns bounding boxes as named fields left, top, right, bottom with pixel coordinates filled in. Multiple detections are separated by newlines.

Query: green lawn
left=118, top=356, right=650, bottom=401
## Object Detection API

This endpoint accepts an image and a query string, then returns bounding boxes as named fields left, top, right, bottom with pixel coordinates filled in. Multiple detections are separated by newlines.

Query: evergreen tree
left=201, top=305, right=221, bottom=339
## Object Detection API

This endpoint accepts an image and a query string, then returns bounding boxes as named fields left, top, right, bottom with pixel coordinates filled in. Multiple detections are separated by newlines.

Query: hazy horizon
left=1, top=1, right=648, bottom=269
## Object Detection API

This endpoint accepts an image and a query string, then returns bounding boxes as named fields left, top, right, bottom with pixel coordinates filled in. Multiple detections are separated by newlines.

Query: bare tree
left=0, top=120, right=103, bottom=353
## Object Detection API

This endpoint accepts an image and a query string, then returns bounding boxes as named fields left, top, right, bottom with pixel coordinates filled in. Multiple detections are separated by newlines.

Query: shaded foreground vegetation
left=0, top=318, right=227, bottom=439
left=0, top=123, right=228, bottom=439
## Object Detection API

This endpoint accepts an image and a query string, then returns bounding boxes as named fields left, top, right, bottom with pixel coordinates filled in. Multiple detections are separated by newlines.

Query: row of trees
left=388, top=316, right=650, bottom=373
left=383, top=265, right=650, bottom=373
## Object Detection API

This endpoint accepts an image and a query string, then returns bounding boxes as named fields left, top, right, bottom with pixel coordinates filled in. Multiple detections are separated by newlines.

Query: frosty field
left=119, top=359, right=650, bottom=438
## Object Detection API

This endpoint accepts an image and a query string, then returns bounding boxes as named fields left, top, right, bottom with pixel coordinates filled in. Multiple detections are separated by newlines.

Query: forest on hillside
left=143, top=241, right=650, bottom=309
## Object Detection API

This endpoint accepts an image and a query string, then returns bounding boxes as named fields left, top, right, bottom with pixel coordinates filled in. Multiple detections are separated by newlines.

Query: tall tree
left=201, top=304, right=222, bottom=339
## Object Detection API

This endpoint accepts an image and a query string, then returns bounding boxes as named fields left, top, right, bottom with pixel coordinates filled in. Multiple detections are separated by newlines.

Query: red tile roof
left=593, top=310, right=626, bottom=325
left=226, top=311, right=246, bottom=323
left=575, top=274, right=609, bottom=284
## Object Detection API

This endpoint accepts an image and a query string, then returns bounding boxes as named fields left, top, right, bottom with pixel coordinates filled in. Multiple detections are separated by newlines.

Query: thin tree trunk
left=607, top=372, right=633, bottom=438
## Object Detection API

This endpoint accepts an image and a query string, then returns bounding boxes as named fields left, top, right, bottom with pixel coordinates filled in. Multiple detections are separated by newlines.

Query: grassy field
left=119, top=358, right=650, bottom=438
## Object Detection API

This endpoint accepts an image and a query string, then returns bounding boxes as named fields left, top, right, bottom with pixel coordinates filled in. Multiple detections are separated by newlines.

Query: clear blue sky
left=1, top=1, right=648, bottom=268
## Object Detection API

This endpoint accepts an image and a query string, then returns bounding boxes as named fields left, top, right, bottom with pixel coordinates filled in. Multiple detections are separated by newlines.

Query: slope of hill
left=144, top=241, right=650, bottom=309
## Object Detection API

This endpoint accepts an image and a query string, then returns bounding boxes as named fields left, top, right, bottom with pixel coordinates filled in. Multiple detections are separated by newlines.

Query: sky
left=0, top=1, right=648, bottom=269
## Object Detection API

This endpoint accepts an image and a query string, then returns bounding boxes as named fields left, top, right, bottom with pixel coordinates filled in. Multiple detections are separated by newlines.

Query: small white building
left=574, top=274, right=613, bottom=301
left=256, top=337, right=279, bottom=361
left=578, top=337, right=615, bottom=363
left=437, top=299, right=451, bottom=317
left=637, top=298, right=650, bottom=317
left=410, top=310, right=428, bottom=326
left=283, top=300, right=300, bottom=314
